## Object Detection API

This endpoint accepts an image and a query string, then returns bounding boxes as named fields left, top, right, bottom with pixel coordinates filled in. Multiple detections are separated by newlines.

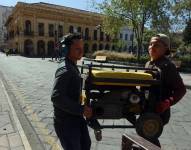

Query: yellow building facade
left=5, top=2, right=113, bottom=56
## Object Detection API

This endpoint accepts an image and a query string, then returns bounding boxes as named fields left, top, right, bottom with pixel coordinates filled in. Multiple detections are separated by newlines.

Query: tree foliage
left=171, top=0, right=191, bottom=31
left=172, top=0, right=191, bottom=21
left=96, top=0, right=171, bottom=61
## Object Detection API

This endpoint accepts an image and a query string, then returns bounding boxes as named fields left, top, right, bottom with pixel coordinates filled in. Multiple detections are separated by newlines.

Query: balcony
left=24, top=30, right=34, bottom=36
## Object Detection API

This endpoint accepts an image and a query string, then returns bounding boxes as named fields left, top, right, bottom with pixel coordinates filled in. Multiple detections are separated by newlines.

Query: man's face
left=68, top=39, right=84, bottom=61
left=148, top=37, right=167, bottom=60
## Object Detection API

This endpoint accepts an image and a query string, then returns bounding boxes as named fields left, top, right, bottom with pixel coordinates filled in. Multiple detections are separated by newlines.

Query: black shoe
left=94, top=129, right=102, bottom=141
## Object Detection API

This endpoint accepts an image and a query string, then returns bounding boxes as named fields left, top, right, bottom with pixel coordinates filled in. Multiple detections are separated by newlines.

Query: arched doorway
left=24, top=39, right=33, bottom=56
left=84, top=43, right=89, bottom=54
left=47, top=41, right=54, bottom=57
left=25, top=20, right=31, bottom=33
left=37, top=40, right=45, bottom=56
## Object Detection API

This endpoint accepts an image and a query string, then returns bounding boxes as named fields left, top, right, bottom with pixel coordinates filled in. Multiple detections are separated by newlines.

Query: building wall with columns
left=5, top=2, right=133, bottom=56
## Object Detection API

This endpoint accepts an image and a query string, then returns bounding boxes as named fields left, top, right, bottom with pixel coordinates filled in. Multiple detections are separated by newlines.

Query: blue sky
left=0, top=0, right=103, bottom=11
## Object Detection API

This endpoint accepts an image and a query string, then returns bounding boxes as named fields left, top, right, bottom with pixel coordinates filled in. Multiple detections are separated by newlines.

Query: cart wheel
left=135, top=113, right=163, bottom=139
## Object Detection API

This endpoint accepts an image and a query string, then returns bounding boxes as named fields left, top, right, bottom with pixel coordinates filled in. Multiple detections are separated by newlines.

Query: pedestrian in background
left=145, top=33, right=186, bottom=147
left=51, top=33, right=92, bottom=150
left=5, top=48, right=9, bottom=56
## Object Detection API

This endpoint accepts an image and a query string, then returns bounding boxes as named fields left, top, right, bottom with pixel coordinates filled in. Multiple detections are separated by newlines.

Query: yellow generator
left=81, top=63, right=163, bottom=139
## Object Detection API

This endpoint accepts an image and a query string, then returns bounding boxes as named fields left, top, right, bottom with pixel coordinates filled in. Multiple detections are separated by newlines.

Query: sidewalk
left=180, top=73, right=191, bottom=89
left=0, top=79, right=31, bottom=150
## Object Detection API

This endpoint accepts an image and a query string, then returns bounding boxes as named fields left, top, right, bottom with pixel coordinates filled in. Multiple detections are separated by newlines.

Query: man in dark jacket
left=51, top=33, right=92, bottom=150
left=145, top=33, right=186, bottom=147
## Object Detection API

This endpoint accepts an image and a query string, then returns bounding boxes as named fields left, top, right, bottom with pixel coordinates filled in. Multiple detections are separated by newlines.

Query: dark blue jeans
left=54, top=116, right=91, bottom=150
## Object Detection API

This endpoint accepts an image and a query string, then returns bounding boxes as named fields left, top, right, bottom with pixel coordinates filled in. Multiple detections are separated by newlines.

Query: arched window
left=58, top=25, right=63, bottom=38
left=94, top=30, right=97, bottom=40
left=38, top=23, right=44, bottom=36
left=25, top=20, right=31, bottom=33
left=85, top=28, right=89, bottom=40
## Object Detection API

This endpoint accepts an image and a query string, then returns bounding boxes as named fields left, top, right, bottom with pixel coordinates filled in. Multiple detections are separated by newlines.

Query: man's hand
left=83, top=105, right=92, bottom=119
left=156, top=99, right=171, bottom=113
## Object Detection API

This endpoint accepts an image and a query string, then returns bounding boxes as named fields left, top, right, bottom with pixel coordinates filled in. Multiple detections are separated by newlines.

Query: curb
left=0, top=80, right=32, bottom=150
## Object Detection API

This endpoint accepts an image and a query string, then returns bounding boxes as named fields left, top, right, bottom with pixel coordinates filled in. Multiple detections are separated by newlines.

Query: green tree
left=167, top=32, right=183, bottom=54
left=183, top=19, right=191, bottom=45
left=96, top=0, right=171, bottom=62
left=171, top=0, right=191, bottom=31
left=172, top=0, right=191, bottom=21
left=151, top=1, right=171, bottom=34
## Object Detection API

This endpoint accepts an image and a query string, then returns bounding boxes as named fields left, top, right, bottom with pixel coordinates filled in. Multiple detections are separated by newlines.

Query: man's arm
left=156, top=62, right=186, bottom=113
left=165, top=63, right=186, bottom=105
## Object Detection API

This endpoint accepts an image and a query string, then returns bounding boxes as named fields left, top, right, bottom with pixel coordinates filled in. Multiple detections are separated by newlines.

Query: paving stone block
left=0, top=113, right=14, bottom=134
left=11, top=146, right=25, bottom=150
left=8, top=133, right=23, bottom=148
left=0, top=135, right=9, bottom=147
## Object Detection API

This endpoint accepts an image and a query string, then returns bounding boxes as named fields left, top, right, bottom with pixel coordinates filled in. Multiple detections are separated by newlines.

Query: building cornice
left=16, top=2, right=103, bottom=19
left=6, top=2, right=102, bottom=26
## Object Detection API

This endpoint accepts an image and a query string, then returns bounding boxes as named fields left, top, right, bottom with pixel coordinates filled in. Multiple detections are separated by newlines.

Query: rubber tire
left=135, top=113, right=163, bottom=139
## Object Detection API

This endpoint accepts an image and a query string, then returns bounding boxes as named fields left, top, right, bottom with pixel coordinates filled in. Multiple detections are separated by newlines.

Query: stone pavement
left=0, top=53, right=191, bottom=150
left=0, top=78, right=31, bottom=150
left=180, top=73, right=191, bottom=89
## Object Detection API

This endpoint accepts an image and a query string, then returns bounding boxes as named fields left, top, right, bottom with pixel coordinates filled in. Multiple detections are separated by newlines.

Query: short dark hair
left=61, top=33, right=82, bottom=48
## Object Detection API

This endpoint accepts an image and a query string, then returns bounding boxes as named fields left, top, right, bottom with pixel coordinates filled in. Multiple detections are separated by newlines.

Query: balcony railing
left=24, top=30, right=34, bottom=36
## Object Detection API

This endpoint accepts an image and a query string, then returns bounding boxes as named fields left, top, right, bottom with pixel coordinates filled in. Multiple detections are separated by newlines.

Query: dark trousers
left=54, top=117, right=91, bottom=150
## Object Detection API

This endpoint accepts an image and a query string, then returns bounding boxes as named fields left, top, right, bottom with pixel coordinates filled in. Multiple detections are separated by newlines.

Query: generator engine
left=91, top=89, right=145, bottom=119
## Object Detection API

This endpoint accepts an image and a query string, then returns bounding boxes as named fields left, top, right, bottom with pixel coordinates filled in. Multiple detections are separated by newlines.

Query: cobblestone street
left=0, top=53, right=191, bottom=150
